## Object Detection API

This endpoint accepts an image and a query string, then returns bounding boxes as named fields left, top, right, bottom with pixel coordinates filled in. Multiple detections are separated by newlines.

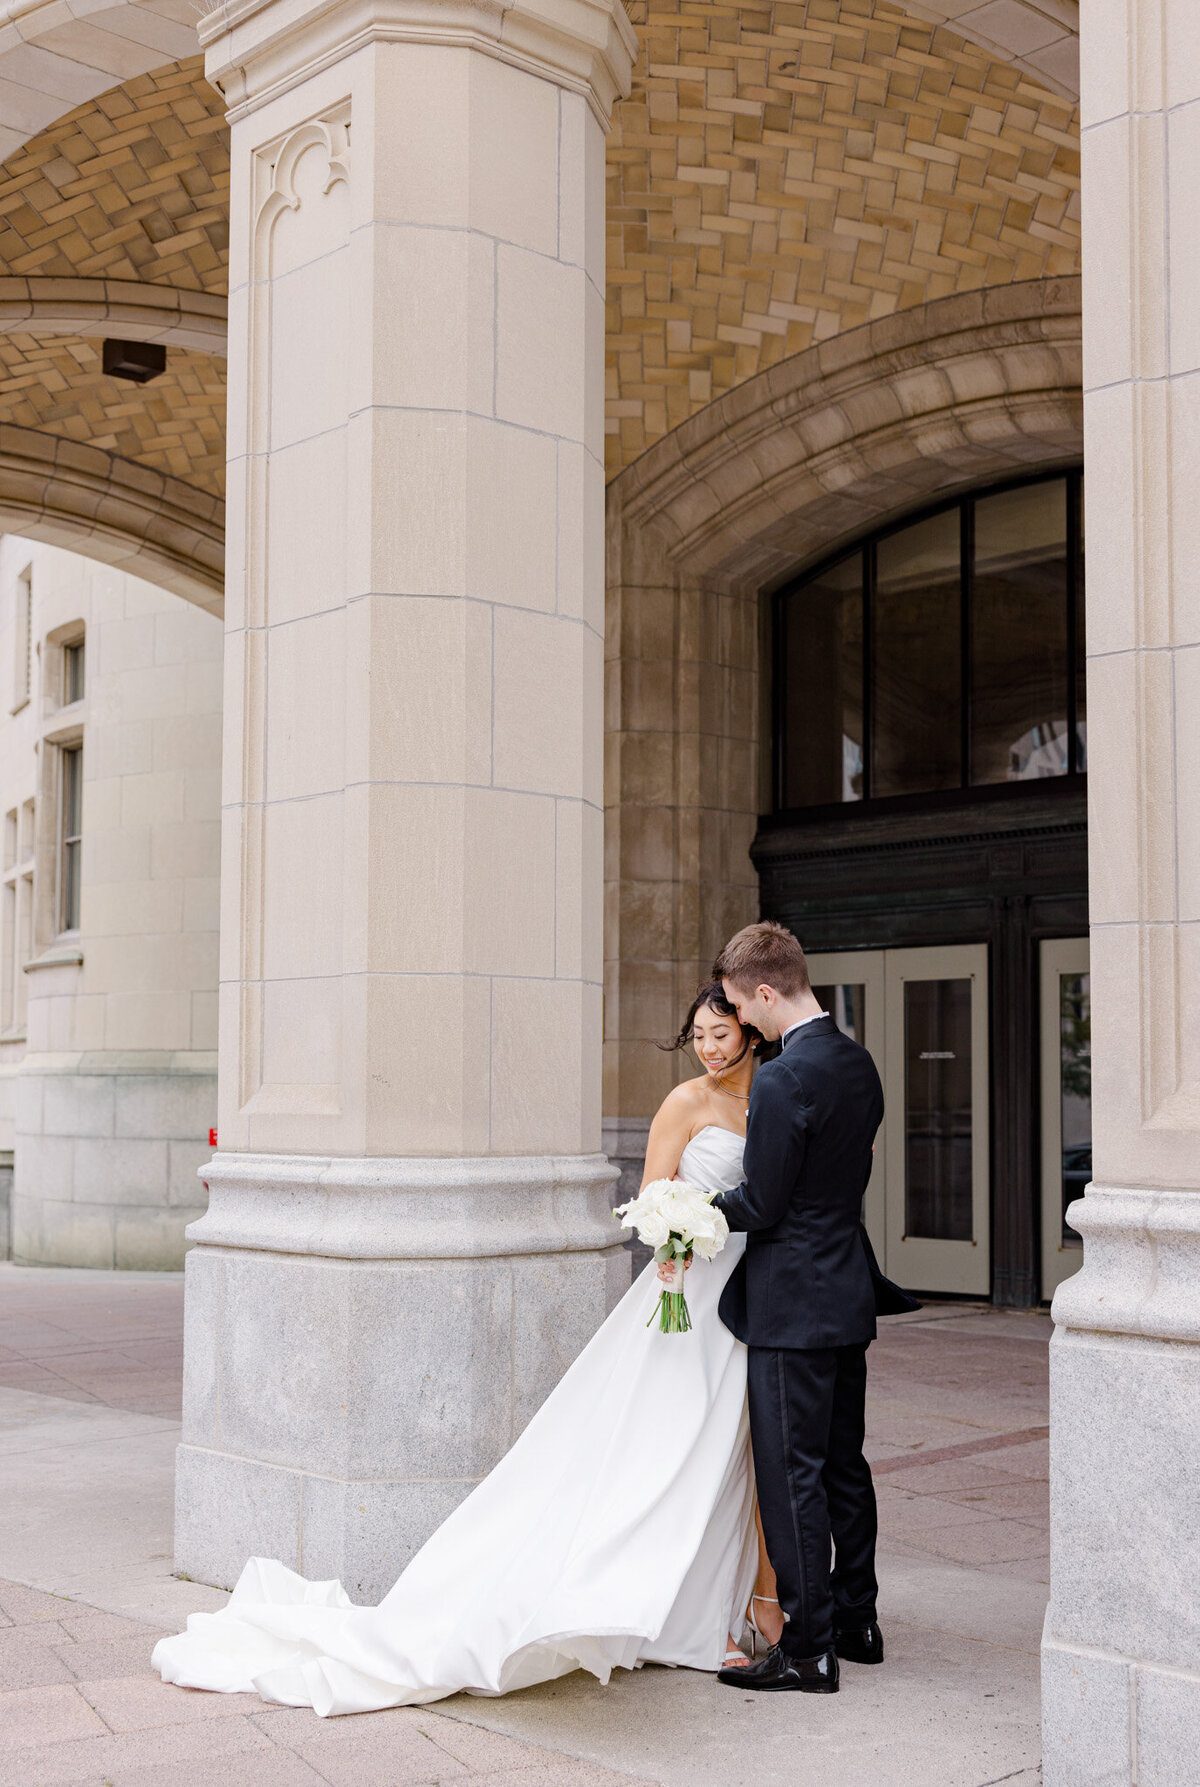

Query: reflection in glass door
left=884, top=945, right=989, bottom=1296
left=806, top=946, right=989, bottom=1295
left=807, top=952, right=886, bottom=1261
left=1040, top=938, right=1091, bottom=1300
left=902, top=977, right=974, bottom=1244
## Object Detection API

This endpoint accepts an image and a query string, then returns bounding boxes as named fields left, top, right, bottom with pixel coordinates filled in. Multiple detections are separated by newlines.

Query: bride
left=153, top=984, right=783, bottom=1714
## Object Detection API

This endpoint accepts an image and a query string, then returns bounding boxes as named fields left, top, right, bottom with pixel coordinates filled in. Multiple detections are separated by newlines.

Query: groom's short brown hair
left=714, top=921, right=811, bottom=999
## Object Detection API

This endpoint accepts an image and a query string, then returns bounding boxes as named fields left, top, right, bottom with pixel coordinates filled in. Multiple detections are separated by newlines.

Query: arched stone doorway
left=604, top=275, right=1083, bottom=1311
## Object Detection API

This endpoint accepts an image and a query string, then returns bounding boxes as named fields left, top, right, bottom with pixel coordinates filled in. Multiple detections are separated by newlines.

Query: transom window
left=774, top=470, right=1085, bottom=811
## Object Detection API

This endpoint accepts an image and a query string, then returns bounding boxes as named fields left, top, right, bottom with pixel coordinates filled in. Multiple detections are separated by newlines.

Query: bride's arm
left=638, top=1083, right=695, bottom=1188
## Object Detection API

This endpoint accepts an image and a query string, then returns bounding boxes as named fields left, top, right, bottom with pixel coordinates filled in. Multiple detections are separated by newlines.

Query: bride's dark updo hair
left=658, top=982, right=763, bottom=1069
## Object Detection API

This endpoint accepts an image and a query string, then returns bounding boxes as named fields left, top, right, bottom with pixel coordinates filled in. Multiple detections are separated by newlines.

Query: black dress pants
left=747, top=1342, right=878, bottom=1657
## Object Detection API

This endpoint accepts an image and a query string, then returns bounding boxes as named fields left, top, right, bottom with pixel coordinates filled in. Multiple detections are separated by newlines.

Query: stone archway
left=603, top=275, right=1082, bottom=1144
left=0, top=281, right=228, bottom=355
left=0, top=425, right=224, bottom=612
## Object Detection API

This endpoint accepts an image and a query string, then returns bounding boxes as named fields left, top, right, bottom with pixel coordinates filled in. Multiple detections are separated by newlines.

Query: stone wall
left=0, top=537, right=222, bottom=1269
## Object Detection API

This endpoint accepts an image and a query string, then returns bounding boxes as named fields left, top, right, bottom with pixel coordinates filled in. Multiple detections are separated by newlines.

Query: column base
left=175, top=1151, right=628, bottom=1598
left=1044, top=1185, right=1200, bottom=1785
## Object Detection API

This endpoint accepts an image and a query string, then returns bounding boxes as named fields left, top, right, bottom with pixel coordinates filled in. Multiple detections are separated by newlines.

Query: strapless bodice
left=678, top=1124, right=745, bottom=1196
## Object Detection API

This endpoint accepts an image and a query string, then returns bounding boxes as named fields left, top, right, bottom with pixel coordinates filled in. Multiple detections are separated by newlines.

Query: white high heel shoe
left=744, top=1594, right=782, bottom=1657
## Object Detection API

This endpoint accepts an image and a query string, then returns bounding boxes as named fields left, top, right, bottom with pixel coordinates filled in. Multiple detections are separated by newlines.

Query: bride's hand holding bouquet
left=614, top=1177, right=729, bottom=1333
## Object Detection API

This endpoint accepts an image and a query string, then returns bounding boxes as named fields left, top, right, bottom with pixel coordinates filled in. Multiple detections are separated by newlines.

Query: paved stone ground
left=0, top=1264, right=1049, bottom=1786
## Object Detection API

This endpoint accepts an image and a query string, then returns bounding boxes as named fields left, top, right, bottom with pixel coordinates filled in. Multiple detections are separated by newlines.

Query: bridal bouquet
left=614, top=1178, right=729, bottom=1333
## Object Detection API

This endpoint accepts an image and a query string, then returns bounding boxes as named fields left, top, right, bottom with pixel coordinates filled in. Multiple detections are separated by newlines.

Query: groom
left=711, top=920, right=891, bottom=1694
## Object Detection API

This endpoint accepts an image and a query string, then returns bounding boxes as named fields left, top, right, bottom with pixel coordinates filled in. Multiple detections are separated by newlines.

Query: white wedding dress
left=153, top=1126, right=757, bottom=1715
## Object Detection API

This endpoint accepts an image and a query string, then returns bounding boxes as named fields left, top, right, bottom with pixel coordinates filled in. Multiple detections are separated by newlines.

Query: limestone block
left=353, top=406, right=465, bottom=592
left=491, top=609, right=594, bottom=799
left=103, top=990, right=193, bottom=1052
left=181, top=1247, right=222, bottom=1444
left=168, top=1139, right=214, bottom=1206
left=467, top=56, right=560, bottom=255
left=113, top=1071, right=213, bottom=1141
left=557, top=93, right=604, bottom=289
left=14, top=1131, right=74, bottom=1196
left=149, top=821, right=220, bottom=882
left=113, top=1205, right=199, bottom=1270
left=554, top=440, right=604, bottom=632
left=261, top=795, right=342, bottom=980
left=85, top=826, right=151, bottom=885
left=363, top=225, right=494, bottom=414
left=357, top=594, right=492, bottom=787
left=489, top=979, right=599, bottom=1155
left=83, top=880, right=184, bottom=939
left=1048, top=1326, right=1200, bottom=1668
left=12, top=1194, right=112, bottom=1268
left=359, top=973, right=492, bottom=1157
left=264, top=609, right=346, bottom=801
left=190, top=990, right=218, bottom=1052
left=495, top=246, right=589, bottom=442
left=463, top=418, right=558, bottom=613
left=200, top=1252, right=509, bottom=1480
left=1040, top=1641, right=1132, bottom=1787
left=174, top=1447, right=301, bottom=1592
left=256, top=976, right=342, bottom=1107
left=1166, top=3, right=1200, bottom=109
left=1136, top=1663, right=1200, bottom=1786
left=554, top=798, right=604, bottom=984
left=182, top=878, right=219, bottom=935
left=296, top=1474, right=472, bottom=1604
left=73, top=1137, right=170, bottom=1203
left=265, top=434, right=347, bottom=627
left=41, top=1072, right=115, bottom=1138
left=461, top=789, right=557, bottom=978
left=508, top=1248, right=629, bottom=1438
left=268, top=251, right=351, bottom=456
left=151, top=712, right=222, bottom=778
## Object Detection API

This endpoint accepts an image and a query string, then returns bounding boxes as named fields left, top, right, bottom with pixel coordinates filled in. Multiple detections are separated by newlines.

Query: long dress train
left=153, top=1125, right=756, bottom=1715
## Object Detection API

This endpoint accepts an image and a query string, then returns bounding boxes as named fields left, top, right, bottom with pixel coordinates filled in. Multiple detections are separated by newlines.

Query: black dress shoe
left=717, top=1643, right=839, bottom=1692
left=835, top=1622, right=883, bottom=1665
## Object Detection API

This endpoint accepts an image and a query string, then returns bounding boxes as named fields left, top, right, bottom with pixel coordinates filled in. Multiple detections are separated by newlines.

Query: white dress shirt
left=781, top=1011, right=827, bottom=1047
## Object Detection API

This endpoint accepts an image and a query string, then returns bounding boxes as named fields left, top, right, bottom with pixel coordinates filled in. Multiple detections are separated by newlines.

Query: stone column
left=1042, top=1, right=1200, bottom=1777
left=175, top=0, right=636, bottom=1600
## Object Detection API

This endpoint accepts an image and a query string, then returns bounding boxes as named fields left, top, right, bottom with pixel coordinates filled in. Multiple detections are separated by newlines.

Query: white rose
left=638, top=1210, right=671, bottom=1249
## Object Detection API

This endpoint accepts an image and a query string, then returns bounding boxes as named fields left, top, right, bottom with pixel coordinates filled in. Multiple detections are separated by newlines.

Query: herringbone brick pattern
left=0, top=58, right=227, bottom=293
left=0, top=60, right=228, bottom=495
left=0, top=333, right=226, bottom=496
left=605, top=0, right=1081, bottom=475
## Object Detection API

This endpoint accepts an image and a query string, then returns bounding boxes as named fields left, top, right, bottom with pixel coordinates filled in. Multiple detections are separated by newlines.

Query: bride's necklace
left=712, top=1075, right=750, bottom=1101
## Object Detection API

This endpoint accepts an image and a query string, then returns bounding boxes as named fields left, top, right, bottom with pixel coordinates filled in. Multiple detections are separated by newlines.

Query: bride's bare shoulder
left=654, top=1075, right=709, bottom=1120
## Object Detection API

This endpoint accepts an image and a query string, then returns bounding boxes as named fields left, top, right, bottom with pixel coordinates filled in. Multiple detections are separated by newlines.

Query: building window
left=60, top=747, right=82, bottom=933
left=12, top=566, right=31, bottom=713
left=2, top=800, right=34, bottom=1035
left=774, top=469, right=1085, bottom=812
left=63, top=637, right=85, bottom=706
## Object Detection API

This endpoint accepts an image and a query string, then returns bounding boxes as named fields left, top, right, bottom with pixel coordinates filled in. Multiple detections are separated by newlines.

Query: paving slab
left=0, top=1266, right=1050, bottom=1786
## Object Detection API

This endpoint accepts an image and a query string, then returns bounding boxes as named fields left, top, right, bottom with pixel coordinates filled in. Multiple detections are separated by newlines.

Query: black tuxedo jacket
left=716, top=1015, right=890, bottom=1350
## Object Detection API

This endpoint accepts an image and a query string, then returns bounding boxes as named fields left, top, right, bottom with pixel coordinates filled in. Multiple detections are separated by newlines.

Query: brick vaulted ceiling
left=0, top=12, right=1081, bottom=504
left=0, top=58, right=228, bottom=498
left=604, top=0, right=1080, bottom=475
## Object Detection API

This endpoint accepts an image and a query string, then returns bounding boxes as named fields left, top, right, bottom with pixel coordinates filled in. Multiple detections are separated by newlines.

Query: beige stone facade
left=0, top=535, right=221, bottom=1268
